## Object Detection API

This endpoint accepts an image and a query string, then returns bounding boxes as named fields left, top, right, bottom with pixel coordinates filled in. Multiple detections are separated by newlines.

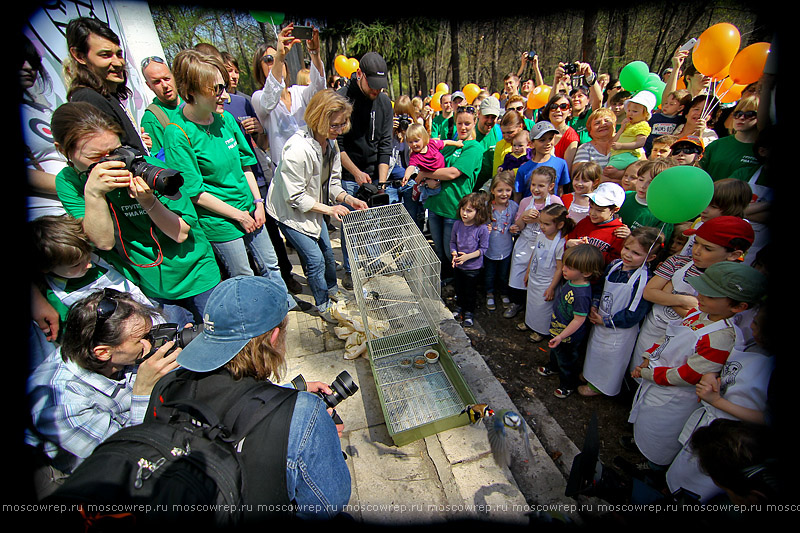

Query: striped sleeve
left=648, top=325, right=736, bottom=386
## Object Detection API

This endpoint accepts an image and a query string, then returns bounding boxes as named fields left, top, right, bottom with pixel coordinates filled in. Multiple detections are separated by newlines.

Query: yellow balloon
left=527, top=85, right=551, bottom=110
left=334, top=55, right=350, bottom=78
left=436, top=82, right=450, bottom=94
left=462, top=83, right=481, bottom=104
left=345, top=58, right=360, bottom=77
left=431, top=90, right=445, bottom=112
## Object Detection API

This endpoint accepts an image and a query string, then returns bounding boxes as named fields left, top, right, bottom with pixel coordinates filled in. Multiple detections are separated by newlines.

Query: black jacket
left=336, top=73, right=393, bottom=181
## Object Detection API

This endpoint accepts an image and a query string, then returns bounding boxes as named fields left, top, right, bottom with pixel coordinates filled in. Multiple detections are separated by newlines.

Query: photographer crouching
left=26, top=289, right=181, bottom=499
left=52, top=102, right=221, bottom=323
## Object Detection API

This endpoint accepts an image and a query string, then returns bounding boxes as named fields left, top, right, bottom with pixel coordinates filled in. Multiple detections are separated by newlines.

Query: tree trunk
left=582, top=5, right=599, bottom=66
left=450, top=18, right=460, bottom=92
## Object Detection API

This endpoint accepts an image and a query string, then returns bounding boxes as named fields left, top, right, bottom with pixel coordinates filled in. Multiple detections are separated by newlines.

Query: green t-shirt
left=700, top=135, right=759, bottom=182
left=141, top=97, right=182, bottom=155
left=617, top=191, right=674, bottom=242
left=475, top=124, right=502, bottom=189
left=163, top=109, right=258, bottom=242
left=55, top=159, right=221, bottom=300
left=567, top=111, right=591, bottom=145
left=424, top=140, right=483, bottom=219
left=432, top=113, right=456, bottom=140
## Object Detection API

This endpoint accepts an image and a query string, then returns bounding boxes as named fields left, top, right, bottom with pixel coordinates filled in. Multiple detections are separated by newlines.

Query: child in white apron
left=505, top=166, right=562, bottom=319
left=522, top=204, right=573, bottom=342
left=580, top=227, right=665, bottom=397
left=666, top=305, right=773, bottom=502
left=629, top=262, right=767, bottom=468
left=630, top=215, right=755, bottom=377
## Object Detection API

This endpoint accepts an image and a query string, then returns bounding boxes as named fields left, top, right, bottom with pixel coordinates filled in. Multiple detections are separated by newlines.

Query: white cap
left=625, top=90, right=657, bottom=114
left=586, top=182, right=626, bottom=208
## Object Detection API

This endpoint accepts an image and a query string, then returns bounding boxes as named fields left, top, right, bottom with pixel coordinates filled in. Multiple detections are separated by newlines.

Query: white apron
left=744, top=167, right=770, bottom=267
left=524, top=232, right=565, bottom=334
left=628, top=310, right=733, bottom=466
left=508, top=197, right=551, bottom=290
left=630, top=260, right=696, bottom=375
left=666, top=344, right=772, bottom=501
left=583, top=261, right=648, bottom=396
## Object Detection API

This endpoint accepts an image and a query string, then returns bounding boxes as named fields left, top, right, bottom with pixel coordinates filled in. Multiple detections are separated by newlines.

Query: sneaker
left=501, top=295, right=511, bottom=307
left=529, top=331, right=545, bottom=343
left=318, top=306, right=339, bottom=324
left=341, top=271, right=353, bottom=290
left=515, top=322, right=529, bottom=332
left=554, top=388, right=574, bottom=399
left=537, top=366, right=557, bottom=377
left=503, top=303, right=523, bottom=319
left=452, top=306, right=462, bottom=321
left=578, top=384, right=603, bottom=397
left=462, top=312, right=474, bottom=327
left=486, top=296, right=496, bottom=311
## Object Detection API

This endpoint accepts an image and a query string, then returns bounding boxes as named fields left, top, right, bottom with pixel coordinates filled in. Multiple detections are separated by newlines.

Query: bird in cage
left=462, top=403, right=494, bottom=424
left=486, top=410, right=535, bottom=468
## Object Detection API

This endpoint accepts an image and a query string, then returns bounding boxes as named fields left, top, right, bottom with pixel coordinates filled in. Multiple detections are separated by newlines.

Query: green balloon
left=646, top=166, right=714, bottom=224
left=250, top=11, right=285, bottom=25
left=619, top=61, right=650, bottom=92
left=642, top=81, right=666, bottom=107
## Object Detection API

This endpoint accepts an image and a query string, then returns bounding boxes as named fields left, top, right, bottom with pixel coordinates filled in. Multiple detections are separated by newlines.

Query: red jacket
left=567, top=216, right=626, bottom=264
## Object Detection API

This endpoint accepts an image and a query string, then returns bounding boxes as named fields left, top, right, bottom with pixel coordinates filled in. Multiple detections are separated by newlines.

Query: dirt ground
left=441, top=282, right=651, bottom=502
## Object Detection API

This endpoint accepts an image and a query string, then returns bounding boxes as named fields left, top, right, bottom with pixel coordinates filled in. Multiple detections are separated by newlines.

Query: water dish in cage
left=400, top=358, right=413, bottom=369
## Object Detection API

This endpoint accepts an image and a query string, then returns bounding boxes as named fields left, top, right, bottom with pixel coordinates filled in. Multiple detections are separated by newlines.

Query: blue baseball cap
left=176, top=276, right=293, bottom=372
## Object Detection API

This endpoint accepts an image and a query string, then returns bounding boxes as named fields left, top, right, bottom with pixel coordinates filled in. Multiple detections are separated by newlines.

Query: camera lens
left=132, top=161, right=184, bottom=197
left=321, top=371, right=359, bottom=408
left=176, top=324, right=203, bottom=348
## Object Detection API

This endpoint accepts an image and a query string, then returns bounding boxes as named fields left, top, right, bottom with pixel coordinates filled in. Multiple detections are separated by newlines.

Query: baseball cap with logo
left=359, top=52, right=388, bottom=91
left=176, top=276, right=294, bottom=372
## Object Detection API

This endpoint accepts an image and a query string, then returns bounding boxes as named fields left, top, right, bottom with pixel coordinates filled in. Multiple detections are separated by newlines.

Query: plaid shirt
left=26, top=349, right=149, bottom=474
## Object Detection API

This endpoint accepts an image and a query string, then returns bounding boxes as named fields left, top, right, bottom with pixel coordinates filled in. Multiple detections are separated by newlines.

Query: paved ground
left=279, top=228, right=598, bottom=526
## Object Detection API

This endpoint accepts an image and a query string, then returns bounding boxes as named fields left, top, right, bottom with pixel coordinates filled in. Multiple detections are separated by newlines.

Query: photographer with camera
left=163, top=275, right=351, bottom=519
left=52, top=102, right=221, bottom=323
left=26, top=288, right=181, bottom=498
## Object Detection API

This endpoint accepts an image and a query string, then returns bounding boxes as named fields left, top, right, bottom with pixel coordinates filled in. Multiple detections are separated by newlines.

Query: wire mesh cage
left=341, top=204, right=475, bottom=445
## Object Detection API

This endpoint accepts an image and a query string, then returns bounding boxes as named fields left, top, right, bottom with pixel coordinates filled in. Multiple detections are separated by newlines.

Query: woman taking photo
left=65, top=17, right=150, bottom=154
left=266, top=90, right=368, bottom=323
left=52, top=102, right=221, bottom=322
left=416, top=105, right=483, bottom=282
left=164, top=49, right=283, bottom=286
left=538, top=93, right=580, bottom=170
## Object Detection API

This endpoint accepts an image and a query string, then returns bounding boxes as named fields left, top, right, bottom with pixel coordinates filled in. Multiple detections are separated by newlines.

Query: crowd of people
left=21, top=15, right=780, bottom=515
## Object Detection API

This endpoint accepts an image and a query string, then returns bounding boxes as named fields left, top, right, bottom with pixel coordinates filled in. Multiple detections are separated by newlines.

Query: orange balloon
left=526, top=85, right=551, bottom=110
left=729, top=42, right=770, bottom=85
left=692, top=23, right=740, bottom=77
left=710, top=63, right=730, bottom=80
left=345, top=58, right=360, bottom=77
left=431, top=91, right=445, bottom=112
left=334, top=55, right=350, bottom=78
left=462, top=83, right=481, bottom=104
left=720, top=83, right=745, bottom=104
left=436, top=82, right=450, bottom=94
left=676, top=77, right=686, bottom=91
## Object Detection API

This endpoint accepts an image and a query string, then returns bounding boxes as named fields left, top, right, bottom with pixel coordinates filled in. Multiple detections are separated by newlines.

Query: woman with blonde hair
left=573, top=107, right=617, bottom=169
left=700, top=96, right=760, bottom=182
left=266, top=90, right=368, bottom=322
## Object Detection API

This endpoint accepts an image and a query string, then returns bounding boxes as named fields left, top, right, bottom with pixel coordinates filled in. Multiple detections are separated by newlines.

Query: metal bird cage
left=341, top=204, right=476, bottom=446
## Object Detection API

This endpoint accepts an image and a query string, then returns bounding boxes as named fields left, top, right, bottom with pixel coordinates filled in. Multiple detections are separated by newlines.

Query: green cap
left=688, top=262, right=767, bottom=303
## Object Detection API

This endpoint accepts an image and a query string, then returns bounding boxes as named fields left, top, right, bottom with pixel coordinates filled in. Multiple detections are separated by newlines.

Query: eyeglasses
left=261, top=54, right=274, bottom=64
left=733, top=110, right=757, bottom=120
left=329, top=121, right=348, bottom=131
left=140, top=56, right=165, bottom=71
left=457, top=105, right=476, bottom=115
left=507, top=105, right=524, bottom=112
left=210, top=83, right=226, bottom=97
left=671, top=146, right=701, bottom=155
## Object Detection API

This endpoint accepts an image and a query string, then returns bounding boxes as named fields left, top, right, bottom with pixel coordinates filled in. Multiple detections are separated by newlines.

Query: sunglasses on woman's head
left=457, top=105, right=476, bottom=114
left=733, top=110, right=757, bottom=120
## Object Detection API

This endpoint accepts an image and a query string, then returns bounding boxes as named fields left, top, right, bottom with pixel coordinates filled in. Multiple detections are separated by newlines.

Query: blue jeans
left=427, top=210, right=455, bottom=280
left=152, top=285, right=215, bottom=324
left=400, top=181, right=425, bottom=231
left=211, top=225, right=282, bottom=284
left=278, top=222, right=338, bottom=307
left=484, top=256, right=511, bottom=297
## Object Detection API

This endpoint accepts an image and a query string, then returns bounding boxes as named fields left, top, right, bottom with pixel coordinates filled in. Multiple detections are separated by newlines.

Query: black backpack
left=46, top=369, right=298, bottom=529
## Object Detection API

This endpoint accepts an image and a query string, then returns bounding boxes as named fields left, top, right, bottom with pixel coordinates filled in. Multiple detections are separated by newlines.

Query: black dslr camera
left=94, top=145, right=184, bottom=197
left=355, top=182, right=390, bottom=207
left=137, top=323, right=203, bottom=363
left=291, top=371, right=359, bottom=425
left=397, top=114, right=412, bottom=131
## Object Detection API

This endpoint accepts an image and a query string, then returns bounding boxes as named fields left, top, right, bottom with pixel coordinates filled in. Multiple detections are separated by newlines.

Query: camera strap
left=107, top=201, right=164, bottom=268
